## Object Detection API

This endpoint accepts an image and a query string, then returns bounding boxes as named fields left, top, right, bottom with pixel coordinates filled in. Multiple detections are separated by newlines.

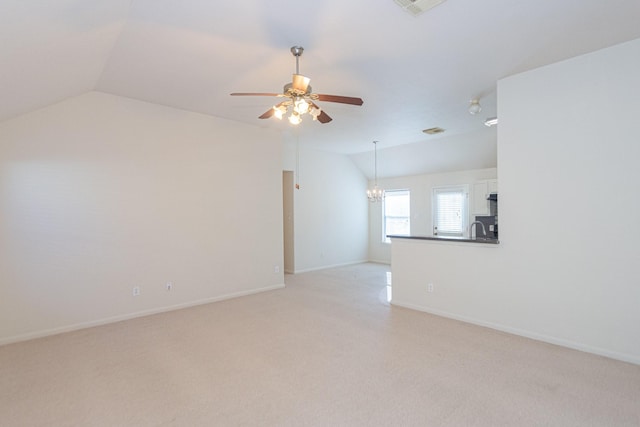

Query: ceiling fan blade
left=230, top=92, right=282, bottom=97
left=258, top=101, right=288, bottom=119
left=310, top=101, right=332, bottom=124
left=258, top=108, right=275, bottom=119
left=315, top=94, right=364, bottom=106
left=292, top=74, right=311, bottom=93
left=316, top=110, right=333, bottom=124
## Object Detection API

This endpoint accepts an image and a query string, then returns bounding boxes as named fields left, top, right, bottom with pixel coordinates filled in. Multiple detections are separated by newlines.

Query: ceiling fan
left=230, top=46, right=364, bottom=125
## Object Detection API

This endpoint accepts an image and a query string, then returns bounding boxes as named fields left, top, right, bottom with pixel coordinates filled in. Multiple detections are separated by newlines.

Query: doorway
left=282, top=171, right=294, bottom=273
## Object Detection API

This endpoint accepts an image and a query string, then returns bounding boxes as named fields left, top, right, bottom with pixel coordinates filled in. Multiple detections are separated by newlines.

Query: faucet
left=470, top=221, right=487, bottom=239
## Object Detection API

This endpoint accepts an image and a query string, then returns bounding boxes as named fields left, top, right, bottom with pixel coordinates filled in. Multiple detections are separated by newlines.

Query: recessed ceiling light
left=423, top=127, right=445, bottom=135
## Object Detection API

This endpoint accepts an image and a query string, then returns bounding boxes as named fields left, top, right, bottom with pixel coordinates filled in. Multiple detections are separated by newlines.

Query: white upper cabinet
left=472, top=179, right=497, bottom=216
left=488, top=179, right=498, bottom=194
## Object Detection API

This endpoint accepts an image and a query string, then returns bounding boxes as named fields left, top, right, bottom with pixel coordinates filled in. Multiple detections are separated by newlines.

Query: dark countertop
left=387, top=235, right=500, bottom=244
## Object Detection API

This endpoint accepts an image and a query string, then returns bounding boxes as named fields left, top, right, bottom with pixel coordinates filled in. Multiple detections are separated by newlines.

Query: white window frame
left=432, top=185, right=469, bottom=237
left=382, top=189, right=410, bottom=243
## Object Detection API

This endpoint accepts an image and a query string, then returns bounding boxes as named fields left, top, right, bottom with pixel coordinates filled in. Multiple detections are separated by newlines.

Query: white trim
left=367, top=258, right=392, bottom=265
left=0, top=284, right=285, bottom=346
left=391, top=300, right=640, bottom=366
left=293, top=259, right=369, bottom=274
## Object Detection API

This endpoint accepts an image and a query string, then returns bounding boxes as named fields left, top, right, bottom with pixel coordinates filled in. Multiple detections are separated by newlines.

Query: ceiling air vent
left=394, top=0, right=447, bottom=16
left=423, top=127, right=445, bottom=135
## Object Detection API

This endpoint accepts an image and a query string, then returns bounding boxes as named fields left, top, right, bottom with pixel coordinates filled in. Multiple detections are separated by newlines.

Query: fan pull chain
left=295, top=129, right=301, bottom=190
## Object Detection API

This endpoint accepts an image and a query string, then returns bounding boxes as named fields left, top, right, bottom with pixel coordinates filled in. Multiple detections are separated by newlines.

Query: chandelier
left=367, top=141, right=385, bottom=202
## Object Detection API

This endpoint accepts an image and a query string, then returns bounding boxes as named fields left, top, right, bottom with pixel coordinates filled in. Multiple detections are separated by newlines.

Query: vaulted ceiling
left=2, top=0, right=640, bottom=178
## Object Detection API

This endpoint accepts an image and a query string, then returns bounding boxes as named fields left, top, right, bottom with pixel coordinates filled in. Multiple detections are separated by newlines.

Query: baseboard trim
left=0, top=283, right=285, bottom=347
left=391, top=300, right=640, bottom=366
left=294, top=259, right=369, bottom=274
left=367, top=259, right=391, bottom=265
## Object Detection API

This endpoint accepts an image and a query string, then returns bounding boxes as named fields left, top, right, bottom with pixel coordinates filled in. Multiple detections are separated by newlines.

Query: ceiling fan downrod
left=291, top=46, right=304, bottom=75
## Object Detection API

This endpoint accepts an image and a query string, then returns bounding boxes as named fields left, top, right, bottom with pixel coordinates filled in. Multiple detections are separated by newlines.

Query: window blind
left=434, top=188, right=466, bottom=235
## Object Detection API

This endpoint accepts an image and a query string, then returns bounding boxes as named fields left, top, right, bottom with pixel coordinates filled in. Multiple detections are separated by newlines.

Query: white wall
left=369, top=168, right=497, bottom=264
left=283, top=140, right=369, bottom=273
left=391, top=38, right=640, bottom=364
left=349, top=130, right=497, bottom=180
left=0, top=92, right=284, bottom=344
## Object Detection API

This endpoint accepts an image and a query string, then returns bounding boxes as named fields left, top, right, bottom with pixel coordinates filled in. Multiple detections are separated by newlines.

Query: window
left=432, top=186, right=468, bottom=236
left=383, top=190, right=410, bottom=243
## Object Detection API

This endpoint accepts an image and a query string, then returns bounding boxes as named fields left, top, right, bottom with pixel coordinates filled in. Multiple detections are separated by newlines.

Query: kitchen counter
left=387, top=235, right=499, bottom=244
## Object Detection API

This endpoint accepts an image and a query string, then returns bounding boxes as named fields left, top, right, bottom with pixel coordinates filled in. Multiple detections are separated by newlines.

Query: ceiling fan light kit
left=288, top=112, right=301, bottom=125
left=231, top=46, right=363, bottom=125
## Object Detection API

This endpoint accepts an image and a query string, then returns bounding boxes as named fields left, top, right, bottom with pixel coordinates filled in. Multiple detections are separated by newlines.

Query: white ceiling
left=2, top=0, right=640, bottom=178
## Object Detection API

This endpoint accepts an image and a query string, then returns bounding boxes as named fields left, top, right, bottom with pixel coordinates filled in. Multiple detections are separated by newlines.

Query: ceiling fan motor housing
left=284, top=81, right=311, bottom=96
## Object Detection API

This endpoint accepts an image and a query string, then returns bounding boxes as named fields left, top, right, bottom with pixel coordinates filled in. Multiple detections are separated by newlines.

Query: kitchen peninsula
left=387, top=235, right=499, bottom=244
left=386, top=233, right=501, bottom=341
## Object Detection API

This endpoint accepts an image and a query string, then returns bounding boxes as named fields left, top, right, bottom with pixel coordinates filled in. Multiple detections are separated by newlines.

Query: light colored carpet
left=1, top=263, right=639, bottom=426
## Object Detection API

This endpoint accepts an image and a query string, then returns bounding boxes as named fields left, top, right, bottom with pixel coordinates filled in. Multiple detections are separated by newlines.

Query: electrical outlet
left=132, top=286, right=140, bottom=296
left=166, top=282, right=172, bottom=291
left=427, top=283, right=434, bottom=293
left=274, top=266, right=280, bottom=274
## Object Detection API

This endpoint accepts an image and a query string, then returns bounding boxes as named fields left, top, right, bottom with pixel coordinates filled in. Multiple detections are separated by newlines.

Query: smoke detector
left=394, top=0, right=447, bottom=16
